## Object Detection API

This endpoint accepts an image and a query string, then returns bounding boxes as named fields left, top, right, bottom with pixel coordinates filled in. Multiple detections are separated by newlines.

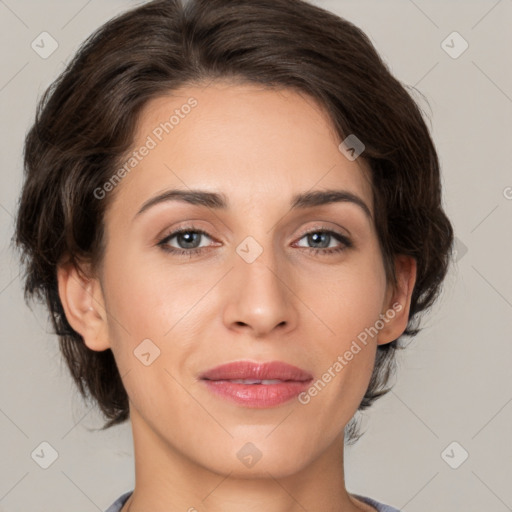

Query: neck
left=121, top=406, right=371, bottom=512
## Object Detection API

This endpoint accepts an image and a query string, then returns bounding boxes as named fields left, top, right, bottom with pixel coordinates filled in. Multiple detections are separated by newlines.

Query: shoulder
left=104, top=490, right=133, bottom=512
left=351, top=493, right=402, bottom=512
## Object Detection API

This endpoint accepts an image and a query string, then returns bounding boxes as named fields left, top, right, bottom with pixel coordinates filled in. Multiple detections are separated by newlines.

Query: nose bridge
left=222, top=231, right=296, bottom=334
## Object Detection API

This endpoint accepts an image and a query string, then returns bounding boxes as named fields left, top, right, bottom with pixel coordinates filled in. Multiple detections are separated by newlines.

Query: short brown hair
left=12, top=0, right=454, bottom=443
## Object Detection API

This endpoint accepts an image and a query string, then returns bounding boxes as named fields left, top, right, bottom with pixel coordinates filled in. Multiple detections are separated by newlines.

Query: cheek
left=300, top=252, right=386, bottom=407
left=101, top=252, right=213, bottom=381
left=309, top=255, right=387, bottom=342
left=103, top=244, right=191, bottom=329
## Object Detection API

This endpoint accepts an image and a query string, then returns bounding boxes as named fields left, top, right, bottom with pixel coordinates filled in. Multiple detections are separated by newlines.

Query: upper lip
left=199, top=361, right=313, bottom=382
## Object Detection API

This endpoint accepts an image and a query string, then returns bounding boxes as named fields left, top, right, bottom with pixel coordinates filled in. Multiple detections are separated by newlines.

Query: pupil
left=310, top=232, right=328, bottom=248
left=180, top=232, right=199, bottom=248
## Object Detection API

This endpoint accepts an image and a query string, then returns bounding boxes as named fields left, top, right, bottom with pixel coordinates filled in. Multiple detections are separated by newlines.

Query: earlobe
left=56, top=260, right=111, bottom=352
left=376, top=255, right=417, bottom=346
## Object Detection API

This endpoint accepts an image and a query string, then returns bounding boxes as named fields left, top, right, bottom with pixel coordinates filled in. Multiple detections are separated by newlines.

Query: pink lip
left=199, top=361, right=313, bottom=408
left=199, top=360, right=313, bottom=381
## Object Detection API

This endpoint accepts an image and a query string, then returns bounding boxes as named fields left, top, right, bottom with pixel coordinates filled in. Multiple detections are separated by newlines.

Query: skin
left=57, top=81, right=416, bottom=512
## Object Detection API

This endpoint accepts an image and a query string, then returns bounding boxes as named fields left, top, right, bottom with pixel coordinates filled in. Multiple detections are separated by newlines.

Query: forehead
left=106, top=82, right=373, bottom=221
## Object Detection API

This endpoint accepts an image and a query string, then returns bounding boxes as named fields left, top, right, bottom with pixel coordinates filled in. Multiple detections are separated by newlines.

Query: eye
left=157, top=226, right=215, bottom=257
left=157, top=225, right=353, bottom=258
left=294, top=229, right=353, bottom=255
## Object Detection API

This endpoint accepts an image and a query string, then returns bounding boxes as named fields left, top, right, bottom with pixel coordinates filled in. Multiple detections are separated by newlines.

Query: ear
left=376, top=255, right=417, bottom=346
left=56, top=259, right=111, bottom=351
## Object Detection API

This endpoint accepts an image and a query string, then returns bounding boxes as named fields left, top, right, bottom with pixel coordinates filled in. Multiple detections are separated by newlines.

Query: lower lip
left=201, top=379, right=312, bottom=408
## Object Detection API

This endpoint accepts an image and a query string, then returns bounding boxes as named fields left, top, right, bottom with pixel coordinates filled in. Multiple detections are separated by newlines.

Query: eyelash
left=157, top=225, right=353, bottom=258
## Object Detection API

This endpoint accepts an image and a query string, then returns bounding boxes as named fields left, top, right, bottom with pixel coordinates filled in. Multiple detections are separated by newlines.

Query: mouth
left=213, top=378, right=290, bottom=385
left=199, top=360, right=313, bottom=408
left=199, top=360, right=313, bottom=382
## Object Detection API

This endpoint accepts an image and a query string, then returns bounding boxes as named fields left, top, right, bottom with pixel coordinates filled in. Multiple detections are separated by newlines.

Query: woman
left=13, top=0, right=454, bottom=510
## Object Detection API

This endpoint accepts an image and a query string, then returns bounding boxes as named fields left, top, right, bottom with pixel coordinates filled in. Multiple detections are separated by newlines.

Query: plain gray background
left=1, top=1, right=511, bottom=511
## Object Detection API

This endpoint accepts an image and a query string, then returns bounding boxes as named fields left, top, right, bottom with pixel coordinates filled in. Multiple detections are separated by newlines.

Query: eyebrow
left=134, top=188, right=372, bottom=221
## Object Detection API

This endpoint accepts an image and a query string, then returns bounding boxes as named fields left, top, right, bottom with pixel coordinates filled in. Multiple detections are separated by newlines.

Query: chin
left=196, top=441, right=315, bottom=480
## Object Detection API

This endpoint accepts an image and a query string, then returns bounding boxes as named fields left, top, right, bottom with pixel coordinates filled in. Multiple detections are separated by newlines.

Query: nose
left=221, top=245, right=299, bottom=339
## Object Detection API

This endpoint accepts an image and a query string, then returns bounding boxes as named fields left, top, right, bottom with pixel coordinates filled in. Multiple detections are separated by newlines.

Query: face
left=60, top=81, right=415, bottom=479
